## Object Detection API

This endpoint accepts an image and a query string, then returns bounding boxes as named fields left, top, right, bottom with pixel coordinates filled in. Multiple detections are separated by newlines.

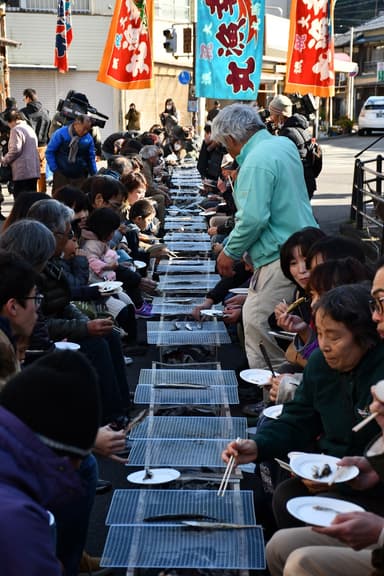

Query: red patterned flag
left=285, top=0, right=335, bottom=97
left=54, top=0, right=73, bottom=73
left=97, top=0, right=153, bottom=90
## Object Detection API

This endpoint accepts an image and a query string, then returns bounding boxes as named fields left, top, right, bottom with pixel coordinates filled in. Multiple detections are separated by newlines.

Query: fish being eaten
left=312, top=463, right=332, bottom=479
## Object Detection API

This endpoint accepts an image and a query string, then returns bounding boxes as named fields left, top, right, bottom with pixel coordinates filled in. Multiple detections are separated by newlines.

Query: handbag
left=0, top=164, right=12, bottom=183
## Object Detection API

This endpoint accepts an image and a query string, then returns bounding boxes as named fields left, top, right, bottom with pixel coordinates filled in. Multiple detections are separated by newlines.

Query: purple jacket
left=0, top=406, right=85, bottom=575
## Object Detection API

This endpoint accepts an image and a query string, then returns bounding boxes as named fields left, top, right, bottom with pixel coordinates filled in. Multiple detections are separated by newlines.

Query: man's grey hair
left=140, top=145, right=160, bottom=160
left=27, top=199, right=74, bottom=235
left=0, top=220, right=55, bottom=270
left=211, top=104, right=265, bottom=146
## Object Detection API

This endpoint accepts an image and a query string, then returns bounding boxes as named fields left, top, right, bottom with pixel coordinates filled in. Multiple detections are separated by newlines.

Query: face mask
left=174, top=143, right=182, bottom=151
left=166, top=105, right=173, bottom=111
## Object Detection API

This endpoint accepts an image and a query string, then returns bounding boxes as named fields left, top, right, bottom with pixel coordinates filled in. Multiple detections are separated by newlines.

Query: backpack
left=305, top=139, right=323, bottom=178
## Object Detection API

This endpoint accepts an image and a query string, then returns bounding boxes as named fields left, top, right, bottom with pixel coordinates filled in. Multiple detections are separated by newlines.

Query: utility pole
left=347, top=26, right=354, bottom=120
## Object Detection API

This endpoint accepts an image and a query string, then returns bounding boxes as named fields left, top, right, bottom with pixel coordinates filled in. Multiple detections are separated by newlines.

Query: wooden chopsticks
left=217, top=437, right=241, bottom=496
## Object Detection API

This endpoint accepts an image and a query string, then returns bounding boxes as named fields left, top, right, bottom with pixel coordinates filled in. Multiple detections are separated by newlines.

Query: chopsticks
left=352, top=411, right=378, bottom=432
left=217, top=437, right=241, bottom=496
left=259, top=340, right=277, bottom=378
left=328, top=466, right=344, bottom=486
left=352, top=380, right=384, bottom=432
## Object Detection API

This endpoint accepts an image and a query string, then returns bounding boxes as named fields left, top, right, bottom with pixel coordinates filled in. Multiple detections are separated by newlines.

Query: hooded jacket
left=20, top=100, right=50, bottom=146
left=279, top=113, right=317, bottom=198
left=0, top=406, right=84, bottom=575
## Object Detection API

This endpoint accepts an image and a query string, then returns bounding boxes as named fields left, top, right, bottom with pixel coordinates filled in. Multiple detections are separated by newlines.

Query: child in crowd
left=125, top=198, right=170, bottom=262
left=81, top=207, right=153, bottom=318
left=62, top=226, right=137, bottom=345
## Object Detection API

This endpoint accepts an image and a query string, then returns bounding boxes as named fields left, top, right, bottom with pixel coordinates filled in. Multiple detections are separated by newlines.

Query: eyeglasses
left=369, top=296, right=384, bottom=315
left=55, top=229, right=75, bottom=240
left=22, top=293, right=44, bottom=309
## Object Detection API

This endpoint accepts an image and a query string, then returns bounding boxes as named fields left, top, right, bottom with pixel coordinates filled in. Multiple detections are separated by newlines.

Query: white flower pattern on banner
left=302, top=0, right=328, bottom=17
left=308, top=17, right=328, bottom=50
left=312, top=49, right=334, bottom=81
left=126, top=41, right=149, bottom=76
left=294, top=59, right=304, bottom=74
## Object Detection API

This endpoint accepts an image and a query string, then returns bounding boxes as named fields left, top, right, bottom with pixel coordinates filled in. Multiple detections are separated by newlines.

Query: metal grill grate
left=106, top=489, right=256, bottom=525
left=151, top=303, right=222, bottom=316
left=165, top=215, right=206, bottom=222
left=146, top=321, right=231, bottom=345
left=129, top=416, right=247, bottom=439
left=138, top=368, right=238, bottom=386
left=165, top=241, right=212, bottom=251
left=101, top=525, right=265, bottom=569
left=164, top=232, right=210, bottom=241
left=157, top=260, right=216, bottom=274
left=165, top=221, right=207, bottom=231
left=128, top=438, right=230, bottom=467
left=151, top=296, right=208, bottom=316
left=134, top=385, right=239, bottom=405
left=158, top=275, right=220, bottom=292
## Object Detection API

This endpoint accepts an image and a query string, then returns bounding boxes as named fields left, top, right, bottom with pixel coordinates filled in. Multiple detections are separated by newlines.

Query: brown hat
left=269, top=95, right=293, bottom=117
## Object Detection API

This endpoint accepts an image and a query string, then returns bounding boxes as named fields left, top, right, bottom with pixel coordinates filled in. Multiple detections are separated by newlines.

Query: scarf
left=68, top=123, right=81, bottom=164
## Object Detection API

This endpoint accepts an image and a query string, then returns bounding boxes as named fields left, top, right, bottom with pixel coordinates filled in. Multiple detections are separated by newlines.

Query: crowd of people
left=0, top=89, right=384, bottom=576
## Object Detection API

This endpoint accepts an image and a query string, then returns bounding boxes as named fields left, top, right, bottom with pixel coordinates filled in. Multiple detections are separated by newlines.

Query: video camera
left=56, top=90, right=109, bottom=129
left=290, top=93, right=318, bottom=120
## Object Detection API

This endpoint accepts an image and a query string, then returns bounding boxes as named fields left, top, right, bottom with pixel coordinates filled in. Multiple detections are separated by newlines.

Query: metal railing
left=350, top=154, right=384, bottom=256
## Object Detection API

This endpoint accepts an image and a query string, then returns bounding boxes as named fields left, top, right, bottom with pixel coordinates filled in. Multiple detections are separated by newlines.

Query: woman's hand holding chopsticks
left=221, top=438, right=258, bottom=467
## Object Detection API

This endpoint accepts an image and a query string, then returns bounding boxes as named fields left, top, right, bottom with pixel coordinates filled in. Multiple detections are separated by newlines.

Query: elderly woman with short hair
left=27, top=198, right=130, bottom=424
left=223, top=283, right=384, bottom=528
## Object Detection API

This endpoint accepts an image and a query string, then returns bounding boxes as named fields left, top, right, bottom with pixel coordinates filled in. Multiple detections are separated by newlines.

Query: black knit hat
left=0, top=351, right=101, bottom=457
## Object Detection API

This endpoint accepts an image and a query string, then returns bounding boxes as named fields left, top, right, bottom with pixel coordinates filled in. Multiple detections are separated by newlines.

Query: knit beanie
left=0, top=351, right=101, bottom=457
left=269, top=95, right=293, bottom=117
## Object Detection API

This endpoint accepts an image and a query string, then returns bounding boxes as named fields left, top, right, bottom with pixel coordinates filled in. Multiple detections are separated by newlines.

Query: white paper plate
left=54, top=341, right=81, bottom=351
left=200, top=309, right=225, bottom=318
left=229, top=288, right=249, bottom=295
left=90, top=281, right=123, bottom=294
left=287, top=496, right=364, bottom=527
left=134, top=260, right=147, bottom=269
left=127, top=468, right=181, bottom=485
left=240, top=368, right=274, bottom=386
left=290, top=453, right=359, bottom=484
left=263, top=404, right=283, bottom=419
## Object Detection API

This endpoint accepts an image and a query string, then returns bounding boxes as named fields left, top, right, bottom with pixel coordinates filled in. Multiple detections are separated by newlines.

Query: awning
left=334, top=53, right=359, bottom=74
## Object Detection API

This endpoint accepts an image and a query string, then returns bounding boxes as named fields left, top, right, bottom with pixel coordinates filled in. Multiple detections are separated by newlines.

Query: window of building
left=154, top=0, right=190, bottom=22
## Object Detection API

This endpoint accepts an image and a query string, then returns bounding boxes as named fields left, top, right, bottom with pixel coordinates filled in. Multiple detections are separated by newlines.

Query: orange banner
left=285, top=0, right=335, bottom=98
left=97, top=0, right=153, bottom=90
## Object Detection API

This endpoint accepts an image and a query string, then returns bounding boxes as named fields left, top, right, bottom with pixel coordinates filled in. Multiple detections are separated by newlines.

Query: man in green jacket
left=211, top=104, right=317, bottom=370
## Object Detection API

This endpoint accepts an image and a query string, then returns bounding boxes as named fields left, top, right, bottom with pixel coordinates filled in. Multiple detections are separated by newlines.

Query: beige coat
left=3, top=121, right=40, bottom=181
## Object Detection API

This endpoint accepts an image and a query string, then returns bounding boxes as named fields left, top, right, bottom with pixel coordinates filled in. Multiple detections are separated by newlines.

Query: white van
left=358, top=96, right=384, bottom=135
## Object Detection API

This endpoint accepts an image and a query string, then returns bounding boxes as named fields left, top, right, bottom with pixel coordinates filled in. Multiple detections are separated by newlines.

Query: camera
left=56, top=90, right=109, bottom=129
left=290, top=93, right=318, bottom=120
